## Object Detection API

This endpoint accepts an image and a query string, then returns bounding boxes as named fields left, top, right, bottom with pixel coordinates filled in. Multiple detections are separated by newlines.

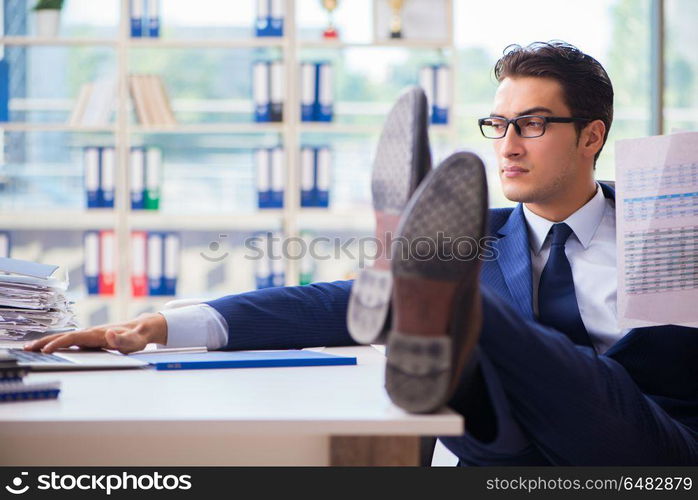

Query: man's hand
left=23, top=313, right=168, bottom=355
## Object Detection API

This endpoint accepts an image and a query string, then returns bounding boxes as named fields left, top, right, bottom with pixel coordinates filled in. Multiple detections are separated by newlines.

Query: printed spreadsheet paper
left=616, top=131, right=698, bottom=329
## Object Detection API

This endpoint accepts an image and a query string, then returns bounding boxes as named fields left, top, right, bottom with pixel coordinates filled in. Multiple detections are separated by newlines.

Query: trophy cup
left=388, top=0, right=405, bottom=39
left=321, top=0, right=339, bottom=39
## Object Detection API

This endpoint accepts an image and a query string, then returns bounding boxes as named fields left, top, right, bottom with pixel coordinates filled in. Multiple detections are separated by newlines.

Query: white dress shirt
left=160, top=183, right=627, bottom=354
left=523, top=183, right=628, bottom=354
left=159, top=303, right=228, bottom=350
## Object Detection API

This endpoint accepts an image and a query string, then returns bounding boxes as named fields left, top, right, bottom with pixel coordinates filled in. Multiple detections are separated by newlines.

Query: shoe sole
left=385, top=151, right=488, bottom=413
left=347, top=86, right=431, bottom=345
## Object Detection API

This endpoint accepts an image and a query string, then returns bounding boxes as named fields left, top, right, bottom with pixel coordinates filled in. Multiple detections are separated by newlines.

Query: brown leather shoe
left=347, top=86, right=432, bottom=344
left=384, top=151, right=488, bottom=413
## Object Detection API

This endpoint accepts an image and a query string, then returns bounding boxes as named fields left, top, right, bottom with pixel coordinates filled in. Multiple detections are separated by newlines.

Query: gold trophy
left=388, top=0, right=405, bottom=39
left=321, top=0, right=339, bottom=39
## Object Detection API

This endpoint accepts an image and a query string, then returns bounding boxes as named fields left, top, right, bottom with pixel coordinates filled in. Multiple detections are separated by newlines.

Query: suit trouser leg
left=442, top=284, right=698, bottom=465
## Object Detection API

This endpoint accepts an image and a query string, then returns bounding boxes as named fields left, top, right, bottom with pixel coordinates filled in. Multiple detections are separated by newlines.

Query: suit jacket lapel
left=496, top=204, right=535, bottom=319
left=492, top=182, right=615, bottom=321
left=599, top=181, right=615, bottom=203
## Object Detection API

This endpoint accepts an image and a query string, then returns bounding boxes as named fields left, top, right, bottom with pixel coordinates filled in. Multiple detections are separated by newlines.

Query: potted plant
left=33, top=0, right=64, bottom=38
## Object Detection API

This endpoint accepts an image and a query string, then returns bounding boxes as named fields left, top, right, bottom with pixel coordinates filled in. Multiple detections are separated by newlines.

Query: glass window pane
left=129, top=47, right=281, bottom=125
left=0, top=131, right=112, bottom=210
left=157, top=0, right=255, bottom=39
left=3, top=46, right=117, bottom=124
left=3, top=0, right=119, bottom=38
left=665, top=0, right=698, bottom=132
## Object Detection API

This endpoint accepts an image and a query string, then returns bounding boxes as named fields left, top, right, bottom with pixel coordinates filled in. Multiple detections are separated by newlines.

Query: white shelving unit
left=0, top=123, right=117, bottom=132
left=0, top=0, right=456, bottom=322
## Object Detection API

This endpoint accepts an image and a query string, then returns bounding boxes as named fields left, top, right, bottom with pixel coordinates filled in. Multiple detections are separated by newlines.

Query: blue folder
left=130, top=350, right=357, bottom=371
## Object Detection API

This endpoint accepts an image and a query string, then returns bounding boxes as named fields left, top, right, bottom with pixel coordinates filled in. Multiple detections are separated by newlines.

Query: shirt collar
left=522, top=183, right=606, bottom=255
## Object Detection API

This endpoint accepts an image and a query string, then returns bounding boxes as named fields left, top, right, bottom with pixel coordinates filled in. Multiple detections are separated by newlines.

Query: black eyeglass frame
left=478, top=115, right=593, bottom=139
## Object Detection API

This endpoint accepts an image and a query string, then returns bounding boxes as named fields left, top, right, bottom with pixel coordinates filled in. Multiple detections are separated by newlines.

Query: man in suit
left=27, top=42, right=697, bottom=465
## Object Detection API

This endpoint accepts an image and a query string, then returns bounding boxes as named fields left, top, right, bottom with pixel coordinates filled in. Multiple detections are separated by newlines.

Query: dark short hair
left=494, top=41, right=614, bottom=164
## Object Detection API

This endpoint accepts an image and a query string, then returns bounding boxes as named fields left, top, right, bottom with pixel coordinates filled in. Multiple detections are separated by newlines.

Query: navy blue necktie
left=538, top=223, right=592, bottom=347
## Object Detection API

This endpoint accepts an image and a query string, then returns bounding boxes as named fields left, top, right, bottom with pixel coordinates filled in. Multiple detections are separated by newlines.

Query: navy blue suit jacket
left=206, top=183, right=698, bottom=461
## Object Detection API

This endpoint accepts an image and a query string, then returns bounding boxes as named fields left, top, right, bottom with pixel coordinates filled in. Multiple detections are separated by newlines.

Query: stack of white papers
left=0, top=258, right=77, bottom=341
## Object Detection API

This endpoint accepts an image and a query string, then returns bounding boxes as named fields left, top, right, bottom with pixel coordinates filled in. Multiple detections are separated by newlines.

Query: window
left=664, top=0, right=698, bottom=133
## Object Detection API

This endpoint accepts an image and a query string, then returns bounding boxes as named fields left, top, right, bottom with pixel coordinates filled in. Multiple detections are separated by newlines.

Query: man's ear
left=580, top=119, right=606, bottom=159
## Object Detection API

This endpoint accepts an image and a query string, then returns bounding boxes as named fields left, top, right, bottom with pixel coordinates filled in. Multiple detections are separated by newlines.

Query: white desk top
left=0, top=345, right=463, bottom=437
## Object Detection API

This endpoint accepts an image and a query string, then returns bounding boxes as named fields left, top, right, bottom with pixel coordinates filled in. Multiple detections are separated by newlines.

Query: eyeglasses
left=478, top=115, right=592, bottom=139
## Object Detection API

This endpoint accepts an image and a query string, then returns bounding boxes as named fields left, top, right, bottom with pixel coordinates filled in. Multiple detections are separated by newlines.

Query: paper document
left=0, top=258, right=77, bottom=341
left=615, top=131, right=698, bottom=329
left=0, top=257, right=57, bottom=279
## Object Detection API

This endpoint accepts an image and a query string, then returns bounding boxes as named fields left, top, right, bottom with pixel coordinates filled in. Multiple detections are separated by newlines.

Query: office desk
left=0, top=345, right=463, bottom=466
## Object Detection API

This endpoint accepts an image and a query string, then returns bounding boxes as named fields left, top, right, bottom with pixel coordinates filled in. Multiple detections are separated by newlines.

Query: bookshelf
left=0, top=36, right=117, bottom=46
left=0, top=123, right=116, bottom=132
left=0, top=0, right=457, bottom=324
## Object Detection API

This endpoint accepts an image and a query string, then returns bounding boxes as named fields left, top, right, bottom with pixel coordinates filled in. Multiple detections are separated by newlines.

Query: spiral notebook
left=129, top=350, right=357, bottom=371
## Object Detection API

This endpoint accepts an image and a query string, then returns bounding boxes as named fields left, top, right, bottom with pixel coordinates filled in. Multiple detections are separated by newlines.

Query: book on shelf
left=69, top=78, right=117, bottom=126
left=130, top=147, right=162, bottom=210
left=130, top=0, right=144, bottom=37
left=146, top=231, right=162, bottom=296
left=252, top=61, right=269, bottom=122
left=147, top=0, right=161, bottom=37
left=70, top=84, right=91, bottom=125
left=255, top=0, right=284, bottom=37
left=316, top=146, right=331, bottom=207
left=316, top=62, right=333, bottom=122
left=419, top=64, right=450, bottom=124
left=100, top=147, right=116, bottom=209
left=300, top=146, right=331, bottom=208
left=84, top=231, right=100, bottom=295
left=84, top=147, right=100, bottom=209
left=255, top=146, right=284, bottom=209
left=83, top=146, right=116, bottom=209
left=0, top=58, right=9, bottom=122
left=146, top=231, right=179, bottom=296
left=270, top=60, right=284, bottom=122
left=252, top=60, right=284, bottom=123
left=300, top=62, right=315, bottom=122
left=84, top=230, right=178, bottom=298
left=300, top=61, right=333, bottom=122
left=84, top=230, right=115, bottom=296
left=99, top=230, right=115, bottom=296
left=134, top=231, right=178, bottom=297
left=129, top=74, right=177, bottom=126
left=253, top=231, right=284, bottom=289
left=130, top=147, right=145, bottom=210
left=131, top=230, right=148, bottom=297
left=130, top=0, right=161, bottom=38
left=145, top=147, right=162, bottom=210
left=299, top=230, right=315, bottom=286
left=163, top=232, right=179, bottom=296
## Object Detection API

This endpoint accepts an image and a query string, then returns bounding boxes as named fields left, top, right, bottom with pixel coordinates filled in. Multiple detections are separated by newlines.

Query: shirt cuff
left=158, top=303, right=229, bottom=350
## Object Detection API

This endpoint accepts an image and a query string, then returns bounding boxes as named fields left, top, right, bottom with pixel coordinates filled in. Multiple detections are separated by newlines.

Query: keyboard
left=8, top=349, right=74, bottom=364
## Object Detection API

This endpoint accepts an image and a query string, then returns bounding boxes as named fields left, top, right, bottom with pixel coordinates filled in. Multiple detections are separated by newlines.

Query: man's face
left=491, top=76, right=588, bottom=205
